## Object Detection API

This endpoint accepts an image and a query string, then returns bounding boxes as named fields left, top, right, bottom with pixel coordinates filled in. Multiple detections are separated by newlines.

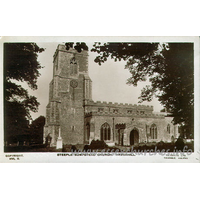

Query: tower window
left=86, top=123, right=90, bottom=140
left=70, top=57, right=77, bottom=64
left=146, top=125, right=149, bottom=134
left=70, top=57, right=78, bottom=75
left=98, top=108, right=104, bottom=112
left=150, top=124, right=157, bottom=139
left=167, top=124, right=170, bottom=134
left=113, top=109, right=119, bottom=113
left=72, top=126, right=75, bottom=132
left=100, top=123, right=111, bottom=141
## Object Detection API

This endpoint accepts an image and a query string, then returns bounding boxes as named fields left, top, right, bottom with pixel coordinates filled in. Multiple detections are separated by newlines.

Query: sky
left=25, top=41, right=163, bottom=120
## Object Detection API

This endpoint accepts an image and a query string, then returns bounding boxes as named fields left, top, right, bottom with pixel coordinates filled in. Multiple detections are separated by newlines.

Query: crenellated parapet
left=84, top=110, right=165, bottom=118
left=85, top=100, right=153, bottom=109
left=84, top=99, right=165, bottom=118
left=53, top=44, right=88, bottom=62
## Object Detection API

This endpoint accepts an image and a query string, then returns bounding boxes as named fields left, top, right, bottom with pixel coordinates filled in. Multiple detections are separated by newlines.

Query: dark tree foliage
left=30, top=116, right=45, bottom=144
left=4, top=43, right=44, bottom=138
left=5, top=101, right=29, bottom=137
left=91, top=42, right=159, bottom=65
left=91, top=42, right=194, bottom=136
left=65, top=42, right=88, bottom=52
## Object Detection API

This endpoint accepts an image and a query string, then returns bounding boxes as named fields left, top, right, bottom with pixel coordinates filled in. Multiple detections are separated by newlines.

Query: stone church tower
left=44, top=44, right=92, bottom=146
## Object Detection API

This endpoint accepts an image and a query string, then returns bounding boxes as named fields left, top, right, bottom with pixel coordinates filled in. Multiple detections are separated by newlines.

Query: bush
left=87, top=139, right=108, bottom=150
left=71, top=145, right=77, bottom=152
left=157, top=140, right=165, bottom=147
left=83, top=145, right=90, bottom=151
left=175, top=137, right=185, bottom=151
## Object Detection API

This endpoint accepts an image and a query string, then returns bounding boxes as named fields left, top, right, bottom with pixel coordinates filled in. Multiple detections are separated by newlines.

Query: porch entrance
left=130, top=129, right=139, bottom=145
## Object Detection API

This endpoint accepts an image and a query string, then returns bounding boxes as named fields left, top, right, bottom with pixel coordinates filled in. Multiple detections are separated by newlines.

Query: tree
left=91, top=42, right=194, bottom=137
left=30, top=116, right=45, bottom=144
left=65, top=42, right=88, bottom=52
left=4, top=43, right=44, bottom=140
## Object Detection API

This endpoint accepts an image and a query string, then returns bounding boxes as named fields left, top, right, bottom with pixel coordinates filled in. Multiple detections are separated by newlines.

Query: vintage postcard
left=0, top=36, right=199, bottom=162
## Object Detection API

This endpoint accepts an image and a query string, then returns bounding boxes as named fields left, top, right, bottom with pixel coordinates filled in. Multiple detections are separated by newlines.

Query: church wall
left=60, top=95, right=84, bottom=145
left=53, top=76, right=60, bottom=98
left=46, top=108, right=50, bottom=124
left=47, top=125, right=59, bottom=146
left=59, top=51, right=72, bottom=78
left=58, top=77, right=70, bottom=94
left=83, top=76, right=92, bottom=100
left=49, top=80, right=53, bottom=101
left=57, top=75, right=86, bottom=145
left=162, top=116, right=179, bottom=141
left=76, top=52, right=88, bottom=73
left=87, top=114, right=176, bottom=146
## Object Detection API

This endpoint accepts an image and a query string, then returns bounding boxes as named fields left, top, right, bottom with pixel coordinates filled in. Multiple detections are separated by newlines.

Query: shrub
left=157, top=140, right=165, bottom=147
left=88, top=139, right=108, bottom=150
left=71, top=145, right=77, bottom=152
left=175, top=137, right=185, bottom=151
left=83, top=145, right=89, bottom=151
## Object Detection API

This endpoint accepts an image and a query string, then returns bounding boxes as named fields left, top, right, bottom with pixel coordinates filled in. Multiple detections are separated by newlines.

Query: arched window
left=100, top=123, right=111, bottom=141
left=167, top=124, right=170, bottom=134
left=150, top=124, right=157, bottom=139
left=86, top=123, right=90, bottom=141
left=70, top=57, right=78, bottom=75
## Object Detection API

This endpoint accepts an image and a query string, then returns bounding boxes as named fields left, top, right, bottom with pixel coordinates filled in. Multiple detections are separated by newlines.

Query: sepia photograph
left=1, top=36, right=199, bottom=162
left=1, top=2, right=200, bottom=200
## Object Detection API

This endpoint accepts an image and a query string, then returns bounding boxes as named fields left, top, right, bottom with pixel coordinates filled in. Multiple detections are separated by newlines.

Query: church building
left=44, top=44, right=179, bottom=148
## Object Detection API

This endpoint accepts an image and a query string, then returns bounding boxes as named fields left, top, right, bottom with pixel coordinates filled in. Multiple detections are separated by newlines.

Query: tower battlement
left=53, top=44, right=88, bottom=62
left=84, top=100, right=154, bottom=110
